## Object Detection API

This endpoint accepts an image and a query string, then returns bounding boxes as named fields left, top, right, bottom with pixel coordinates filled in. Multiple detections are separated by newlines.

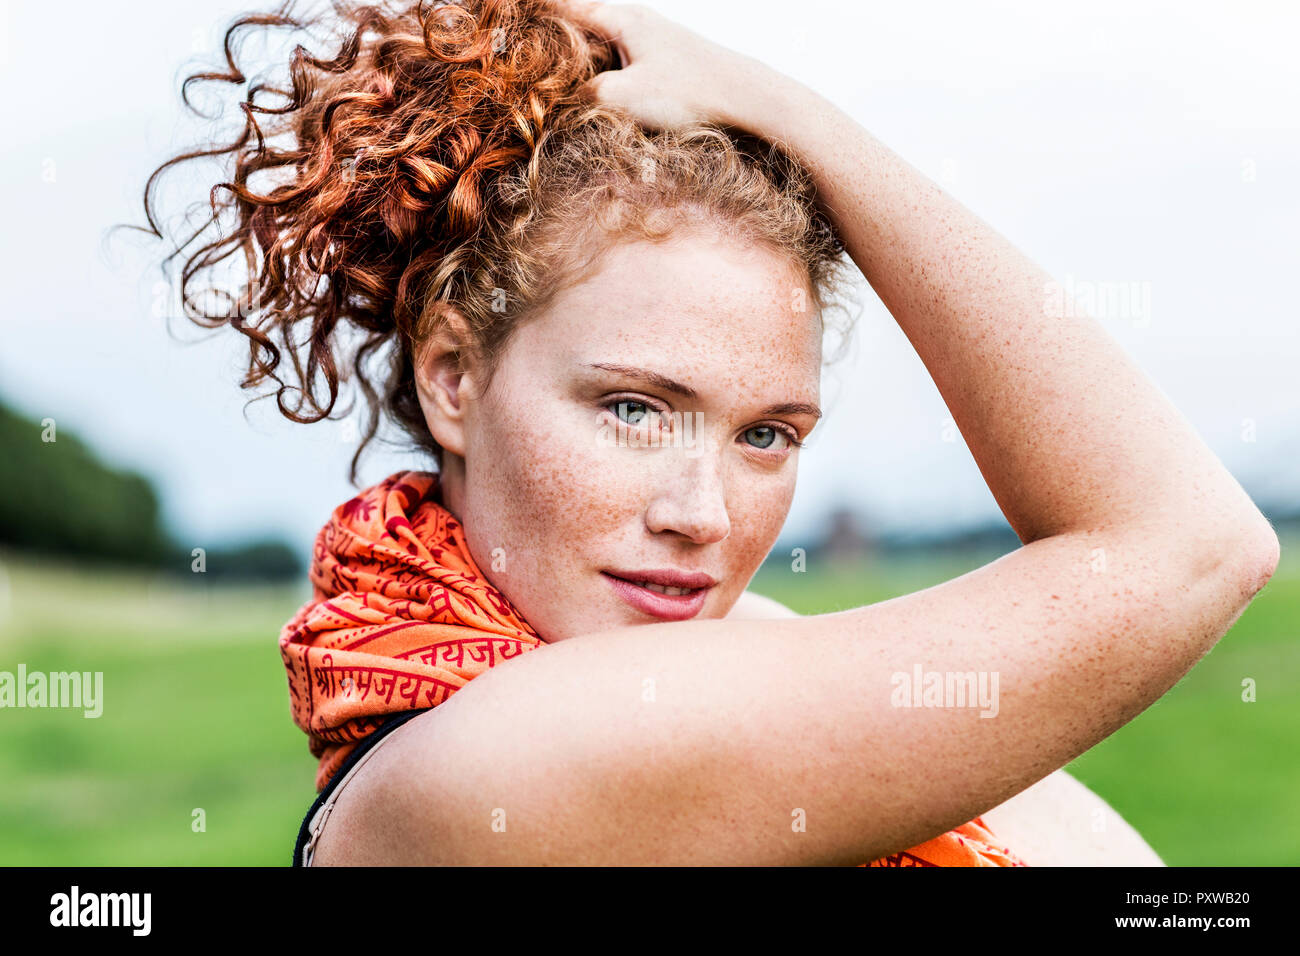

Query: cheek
left=458, top=410, right=649, bottom=641
left=731, top=473, right=797, bottom=564
left=463, top=409, right=633, bottom=570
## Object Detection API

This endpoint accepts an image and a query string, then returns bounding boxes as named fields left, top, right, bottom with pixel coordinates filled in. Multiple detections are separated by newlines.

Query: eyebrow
left=584, top=363, right=823, bottom=420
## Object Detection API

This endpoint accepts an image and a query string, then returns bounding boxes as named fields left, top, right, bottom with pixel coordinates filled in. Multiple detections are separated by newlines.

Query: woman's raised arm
left=719, top=68, right=1272, bottom=558
left=310, top=4, right=1278, bottom=867
left=574, top=2, right=1275, bottom=559
left=322, top=517, right=1270, bottom=865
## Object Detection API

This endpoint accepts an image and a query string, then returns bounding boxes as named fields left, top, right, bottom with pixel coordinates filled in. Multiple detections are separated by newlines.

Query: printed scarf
left=279, top=470, right=1027, bottom=867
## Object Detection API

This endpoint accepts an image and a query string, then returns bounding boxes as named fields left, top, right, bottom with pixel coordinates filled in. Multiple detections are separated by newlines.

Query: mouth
left=600, top=570, right=716, bottom=621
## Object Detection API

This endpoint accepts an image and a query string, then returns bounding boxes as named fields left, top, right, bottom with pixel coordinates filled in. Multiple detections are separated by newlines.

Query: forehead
left=523, top=231, right=824, bottom=382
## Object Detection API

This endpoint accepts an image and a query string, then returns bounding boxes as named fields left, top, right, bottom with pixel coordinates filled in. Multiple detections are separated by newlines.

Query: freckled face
left=444, top=228, right=823, bottom=643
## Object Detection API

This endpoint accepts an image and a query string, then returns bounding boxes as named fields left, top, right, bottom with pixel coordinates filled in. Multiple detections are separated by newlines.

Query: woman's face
left=440, top=227, right=824, bottom=643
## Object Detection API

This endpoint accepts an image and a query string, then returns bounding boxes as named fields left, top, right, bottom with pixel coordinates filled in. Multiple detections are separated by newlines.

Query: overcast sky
left=1, top=0, right=1296, bottom=563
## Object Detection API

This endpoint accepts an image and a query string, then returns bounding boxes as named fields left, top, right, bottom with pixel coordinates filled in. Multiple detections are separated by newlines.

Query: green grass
left=0, top=536, right=1296, bottom=865
left=0, top=553, right=314, bottom=865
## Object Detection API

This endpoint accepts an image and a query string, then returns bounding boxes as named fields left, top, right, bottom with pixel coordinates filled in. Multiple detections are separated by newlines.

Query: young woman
left=141, top=0, right=1278, bottom=866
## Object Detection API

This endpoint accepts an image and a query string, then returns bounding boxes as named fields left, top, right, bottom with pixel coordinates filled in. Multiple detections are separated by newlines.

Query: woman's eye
left=612, top=400, right=654, bottom=426
left=743, top=426, right=790, bottom=450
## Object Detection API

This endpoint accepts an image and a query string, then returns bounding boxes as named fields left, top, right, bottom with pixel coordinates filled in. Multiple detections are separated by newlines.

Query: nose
left=644, top=452, right=731, bottom=544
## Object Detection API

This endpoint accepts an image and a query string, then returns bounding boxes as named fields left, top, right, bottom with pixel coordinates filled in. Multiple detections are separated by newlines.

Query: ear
left=413, top=305, right=480, bottom=459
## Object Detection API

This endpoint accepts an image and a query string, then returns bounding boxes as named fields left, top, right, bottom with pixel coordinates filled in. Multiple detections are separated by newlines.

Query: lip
left=601, top=569, right=716, bottom=621
left=604, top=568, right=718, bottom=590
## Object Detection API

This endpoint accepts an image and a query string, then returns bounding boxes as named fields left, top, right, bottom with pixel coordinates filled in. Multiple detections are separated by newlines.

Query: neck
left=436, top=453, right=467, bottom=522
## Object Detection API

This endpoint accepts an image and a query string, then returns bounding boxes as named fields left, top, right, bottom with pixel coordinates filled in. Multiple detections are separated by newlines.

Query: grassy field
left=0, top=535, right=1296, bottom=866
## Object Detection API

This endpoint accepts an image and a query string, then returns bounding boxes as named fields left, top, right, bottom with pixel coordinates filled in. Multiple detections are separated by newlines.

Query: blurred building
left=818, top=506, right=876, bottom=564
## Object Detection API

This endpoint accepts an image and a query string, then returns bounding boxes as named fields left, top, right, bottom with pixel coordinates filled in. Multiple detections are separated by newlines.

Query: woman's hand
left=556, top=1, right=772, bottom=131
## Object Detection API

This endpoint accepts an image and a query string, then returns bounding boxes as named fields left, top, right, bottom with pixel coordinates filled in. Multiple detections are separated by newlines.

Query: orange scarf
left=280, top=470, right=1026, bottom=867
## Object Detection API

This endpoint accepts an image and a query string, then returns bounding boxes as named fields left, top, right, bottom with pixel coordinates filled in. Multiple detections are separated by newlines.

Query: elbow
left=1208, top=512, right=1281, bottom=602
left=1241, top=517, right=1281, bottom=597
left=1166, top=510, right=1280, bottom=618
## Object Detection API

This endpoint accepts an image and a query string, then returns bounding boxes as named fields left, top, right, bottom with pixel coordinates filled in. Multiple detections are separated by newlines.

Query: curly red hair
left=134, top=0, right=852, bottom=480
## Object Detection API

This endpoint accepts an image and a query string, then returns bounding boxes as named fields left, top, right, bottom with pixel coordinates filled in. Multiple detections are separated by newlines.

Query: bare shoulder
left=307, top=711, right=447, bottom=866
left=309, top=590, right=798, bottom=865
left=725, top=589, right=800, bottom=619
left=304, top=544, right=1206, bottom=865
left=980, top=769, right=1165, bottom=866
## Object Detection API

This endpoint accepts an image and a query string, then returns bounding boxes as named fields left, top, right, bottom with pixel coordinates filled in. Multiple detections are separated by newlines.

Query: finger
left=576, top=65, right=626, bottom=107
left=552, top=0, right=632, bottom=64
left=552, top=0, right=612, bottom=27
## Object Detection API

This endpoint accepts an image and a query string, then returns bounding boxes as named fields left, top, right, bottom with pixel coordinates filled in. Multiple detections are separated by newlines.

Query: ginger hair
left=135, top=0, right=855, bottom=480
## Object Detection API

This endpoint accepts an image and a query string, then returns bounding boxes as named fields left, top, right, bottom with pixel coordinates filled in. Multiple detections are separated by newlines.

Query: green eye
left=745, top=426, right=779, bottom=449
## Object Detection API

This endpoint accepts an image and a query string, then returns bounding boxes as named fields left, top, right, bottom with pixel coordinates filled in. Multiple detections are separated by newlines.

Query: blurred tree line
left=0, top=399, right=301, bottom=581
